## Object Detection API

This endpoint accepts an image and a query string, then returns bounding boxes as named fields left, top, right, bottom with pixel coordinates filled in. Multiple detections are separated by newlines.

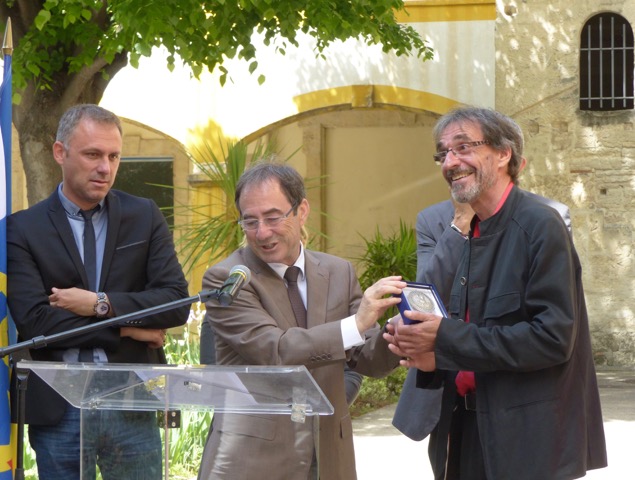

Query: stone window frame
left=580, top=12, right=634, bottom=111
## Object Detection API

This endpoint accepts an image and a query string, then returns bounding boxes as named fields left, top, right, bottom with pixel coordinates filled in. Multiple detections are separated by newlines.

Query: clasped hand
left=383, top=310, right=442, bottom=371
left=50, top=287, right=166, bottom=349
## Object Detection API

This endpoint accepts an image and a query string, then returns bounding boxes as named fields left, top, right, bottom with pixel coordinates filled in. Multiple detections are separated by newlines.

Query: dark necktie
left=79, top=207, right=99, bottom=292
left=79, top=207, right=100, bottom=363
left=284, top=266, right=307, bottom=328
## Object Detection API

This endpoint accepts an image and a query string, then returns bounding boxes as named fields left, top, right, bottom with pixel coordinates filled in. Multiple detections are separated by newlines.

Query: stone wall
left=496, top=0, right=635, bottom=365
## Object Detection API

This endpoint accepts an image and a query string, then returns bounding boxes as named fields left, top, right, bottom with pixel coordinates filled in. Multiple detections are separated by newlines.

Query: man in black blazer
left=7, top=104, right=189, bottom=479
left=386, top=107, right=606, bottom=479
left=393, top=194, right=572, bottom=477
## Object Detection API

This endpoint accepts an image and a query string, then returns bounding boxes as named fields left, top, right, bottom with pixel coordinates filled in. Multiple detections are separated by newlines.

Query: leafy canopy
left=9, top=0, right=433, bottom=93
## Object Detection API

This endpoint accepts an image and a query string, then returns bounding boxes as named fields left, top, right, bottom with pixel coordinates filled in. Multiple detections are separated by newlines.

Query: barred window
left=580, top=13, right=634, bottom=111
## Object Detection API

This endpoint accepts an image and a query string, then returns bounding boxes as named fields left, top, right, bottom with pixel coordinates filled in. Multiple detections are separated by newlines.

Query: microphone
left=217, top=265, right=252, bottom=306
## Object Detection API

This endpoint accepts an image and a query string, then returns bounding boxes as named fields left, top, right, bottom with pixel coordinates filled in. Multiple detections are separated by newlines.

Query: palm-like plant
left=173, top=139, right=277, bottom=274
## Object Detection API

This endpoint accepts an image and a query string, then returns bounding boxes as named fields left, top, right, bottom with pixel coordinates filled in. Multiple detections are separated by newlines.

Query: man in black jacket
left=385, top=107, right=606, bottom=479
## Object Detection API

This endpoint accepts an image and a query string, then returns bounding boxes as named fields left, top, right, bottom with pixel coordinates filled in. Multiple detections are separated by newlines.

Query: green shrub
left=355, top=220, right=417, bottom=326
left=351, top=220, right=416, bottom=415
left=357, top=220, right=417, bottom=287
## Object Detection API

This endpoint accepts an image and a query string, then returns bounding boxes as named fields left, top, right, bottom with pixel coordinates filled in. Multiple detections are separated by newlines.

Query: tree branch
left=60, top=56, right=110, bottom=107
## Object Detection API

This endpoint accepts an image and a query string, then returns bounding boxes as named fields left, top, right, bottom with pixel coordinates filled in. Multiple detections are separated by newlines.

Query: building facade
left=496, top=0, right=635, bottom=365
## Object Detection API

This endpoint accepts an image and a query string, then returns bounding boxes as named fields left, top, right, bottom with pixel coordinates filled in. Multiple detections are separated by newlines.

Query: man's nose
left=255, top=222, right=273, bottom=238
left=96, top=156, right=112, bottom=173
left=443, top=150, right=462, bottom=170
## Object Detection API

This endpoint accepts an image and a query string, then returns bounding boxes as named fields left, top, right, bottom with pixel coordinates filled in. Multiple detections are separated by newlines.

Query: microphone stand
left=0, top=289, right=224, bottom=480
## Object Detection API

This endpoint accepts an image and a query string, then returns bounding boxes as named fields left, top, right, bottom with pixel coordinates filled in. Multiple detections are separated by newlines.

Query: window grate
left=580, top=13, right=634, bottom=111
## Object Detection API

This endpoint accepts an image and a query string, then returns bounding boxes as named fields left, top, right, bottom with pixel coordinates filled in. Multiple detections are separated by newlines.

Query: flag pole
left=2, top=18, right=11, bottom=55
left=2, top=17, right=12, bottom=209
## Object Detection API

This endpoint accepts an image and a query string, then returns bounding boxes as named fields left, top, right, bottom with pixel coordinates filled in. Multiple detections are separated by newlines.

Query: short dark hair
left=235, top=162, right=306, bottom=214
left=56, top=104, right=122, bottom=148
left=433, top=107, right=524, bottom=184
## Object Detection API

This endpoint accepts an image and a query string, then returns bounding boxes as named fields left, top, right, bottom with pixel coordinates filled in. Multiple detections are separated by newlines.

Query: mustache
left=445, top=167, right=474, bottom=180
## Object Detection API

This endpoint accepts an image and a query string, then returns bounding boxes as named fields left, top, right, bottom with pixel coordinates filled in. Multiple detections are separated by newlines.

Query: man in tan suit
left=198, top=163, right=404, bottom=480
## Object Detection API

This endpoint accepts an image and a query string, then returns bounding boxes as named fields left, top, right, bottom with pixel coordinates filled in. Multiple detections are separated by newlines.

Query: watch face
left=96, top=302, right=110, bottom=316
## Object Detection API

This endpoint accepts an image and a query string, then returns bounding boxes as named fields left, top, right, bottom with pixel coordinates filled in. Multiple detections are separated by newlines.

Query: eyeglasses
left=433, top=140, right=490, bottom=164
left=238, top=205, right=297, bottom=231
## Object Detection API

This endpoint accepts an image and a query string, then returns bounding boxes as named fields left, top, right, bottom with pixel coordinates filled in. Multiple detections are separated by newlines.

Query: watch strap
left=450, top=222, right=469, bottom=239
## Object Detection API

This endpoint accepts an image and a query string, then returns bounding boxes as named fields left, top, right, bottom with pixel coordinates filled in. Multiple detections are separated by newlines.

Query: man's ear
left=297, top=198, right=310, bottom=224
left=497, top=146, right=512, bottom=170
left=52, top=141, right=65, bottom=166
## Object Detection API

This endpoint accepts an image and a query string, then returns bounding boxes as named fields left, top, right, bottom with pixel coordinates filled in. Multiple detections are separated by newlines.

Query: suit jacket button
left=460, top=277, right=467, bottom=285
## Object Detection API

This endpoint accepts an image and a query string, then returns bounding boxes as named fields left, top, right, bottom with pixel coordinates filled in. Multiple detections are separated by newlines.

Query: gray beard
left=449, top=169, right=497, bottom=204
left=451, top=182, right=480, bottom=204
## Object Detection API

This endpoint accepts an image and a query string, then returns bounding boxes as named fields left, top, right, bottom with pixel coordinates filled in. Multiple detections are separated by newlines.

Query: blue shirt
left=57, top=184, right=109, bottom=363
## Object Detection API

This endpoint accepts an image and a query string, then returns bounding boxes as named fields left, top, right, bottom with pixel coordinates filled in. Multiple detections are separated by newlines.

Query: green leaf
left=34, top=10, right=52, bottom=30
left=263, top=9, right=276, bottom=21
left=42, top=0, right=59, bottom=10
left=134, top=42, right=152, bottom=57
left=26, top=63, right=41, bottom=76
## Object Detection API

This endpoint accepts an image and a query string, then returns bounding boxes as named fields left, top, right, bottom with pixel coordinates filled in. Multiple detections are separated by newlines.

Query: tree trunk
left=14, top=87, right=65, bottom=206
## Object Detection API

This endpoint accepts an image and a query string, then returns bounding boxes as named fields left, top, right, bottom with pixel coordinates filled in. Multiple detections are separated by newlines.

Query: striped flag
left=0, top=18, right=15, bottom=480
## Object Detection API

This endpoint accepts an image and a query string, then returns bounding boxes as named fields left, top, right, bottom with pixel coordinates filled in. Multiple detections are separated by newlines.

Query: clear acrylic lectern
left=19, top=360, right=334, bottom=479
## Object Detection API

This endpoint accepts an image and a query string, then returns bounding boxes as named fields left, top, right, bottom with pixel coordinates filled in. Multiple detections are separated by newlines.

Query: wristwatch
left=94, top=292, right=111, bottom=318
left=450, top=222, right=469, bottom=240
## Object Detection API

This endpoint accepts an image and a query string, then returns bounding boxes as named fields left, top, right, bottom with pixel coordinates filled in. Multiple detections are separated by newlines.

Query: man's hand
left=452, top=199, right=475, bottom=236
left=355, top=276, right=406, bottom=334
left=400, top=352, right=437, bottom=371
left=383, top=313, right=441, bottom=371
left=394, top=311, right=442, bottom=355
left=121, top=327, right=167, bottom=349
left=49, top=287, right=96, bottom=317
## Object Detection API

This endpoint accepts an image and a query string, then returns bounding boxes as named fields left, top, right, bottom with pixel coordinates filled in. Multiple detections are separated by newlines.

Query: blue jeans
left=29, top=406, right=162, bottom=480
